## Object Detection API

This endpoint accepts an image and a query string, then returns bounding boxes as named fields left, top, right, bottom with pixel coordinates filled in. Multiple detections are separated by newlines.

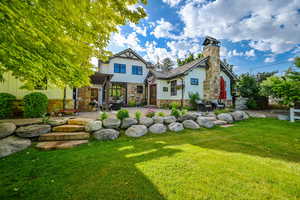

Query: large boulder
left=48, top=119, right=67, bottom=127
left=68, top=118, right=92, bottom=125
left=85, top=120, right=102, bottom=132
left=164, top=116, right=177, bottom=124
left=125, top=125, right=148, bottom=137
left=206, top=112, right=217, bottom=118
left=0, top=136, right=31, bottom=158
left=153, top=116, right=164, bottom=124
left=213, top=120, right=227, bottom=126
left=182, top=120, right=200, bottom=129
left=0, top=122, right=16, bottom=139
left=93, top=129, right=119, bottom=140
left=168, top=122, right=184, bottom=132
left=247, top=112, right=266, bottom=118
left=231, top=111, right=249, bottom=121
left=149, top=123, right=167, bottom=134
left=178, top=113, right=195, bottom=122
left=217, top=113, right=234, bottom=123
left=197, top=117, right=215, bottom=128
left=139, top=117, right=154, bottom=127
left=16, top=125, right=51, bottom=138
left=121, top=118, right=138, bottom=129
left=103, top=118, right=121, bottom=129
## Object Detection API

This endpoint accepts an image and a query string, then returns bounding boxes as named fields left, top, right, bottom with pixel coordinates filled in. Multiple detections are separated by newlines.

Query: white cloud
left=129, top=23, right=147, bottom=37
left=110, top=31, right=145, bottom=52
left=151, top=18, right=177, bottom=39
left=179, top=0, right=300, bottom=55
left=162, top=0, right=182, bottom=7
left=264, top=55, right=276, bottom=63
left=228, top=49, right=244, bottom=57
left=245, top=49, right=256, bottom=57
left=144, top=41, right=173, bottom=63
left=288, top=57, right=295, bottom=62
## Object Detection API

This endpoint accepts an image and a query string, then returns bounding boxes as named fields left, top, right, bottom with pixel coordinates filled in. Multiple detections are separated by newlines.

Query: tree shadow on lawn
left=0, top=138, right=181, bottom=200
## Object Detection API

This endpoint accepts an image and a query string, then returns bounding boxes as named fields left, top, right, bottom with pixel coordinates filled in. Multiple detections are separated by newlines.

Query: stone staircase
left=36, top=118, right=91, bottom=150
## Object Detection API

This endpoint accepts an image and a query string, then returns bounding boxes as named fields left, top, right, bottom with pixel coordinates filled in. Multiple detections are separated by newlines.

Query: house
left=0, top=72, right=74, bottom=114
left=145, top=36, right=236, bottom=107
left=97, top=48, right=151, bottom=105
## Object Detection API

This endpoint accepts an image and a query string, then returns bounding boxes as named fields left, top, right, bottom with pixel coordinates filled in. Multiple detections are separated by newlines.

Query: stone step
left=38, top=132, right=90, bottom=141
left=67, top=118, right=92, bottom=126
left=52, top=125, right=85, bottom=132
left=36, top=140, right=88, bottom=150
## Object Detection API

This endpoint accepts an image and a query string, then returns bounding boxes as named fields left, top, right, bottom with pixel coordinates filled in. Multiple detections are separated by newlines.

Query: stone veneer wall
left=157, top=99, right=190, bottom=108
left=202, top=45, right=221, bottom=101
left=127, top=83, right=146, bottom=105
left=77, top=87, right=92, bottom=111
left=48, top=99, right=74, bottom=112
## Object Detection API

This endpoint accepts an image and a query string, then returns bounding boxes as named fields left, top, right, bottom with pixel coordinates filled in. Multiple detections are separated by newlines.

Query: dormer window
left=132, top=65, right=143, bottom=75
left=114, top=63, right=126, bottom=73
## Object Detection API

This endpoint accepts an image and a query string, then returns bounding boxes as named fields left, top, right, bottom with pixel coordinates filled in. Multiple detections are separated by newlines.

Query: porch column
left=104, top=78, right=111, bottom=111
left=147, top=82, right=150, bottom=105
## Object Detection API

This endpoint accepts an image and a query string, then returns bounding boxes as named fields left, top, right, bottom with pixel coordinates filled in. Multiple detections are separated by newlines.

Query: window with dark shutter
left=171, top=80, right=177, bottom=96
left=190, top=78, right=199, bottom=85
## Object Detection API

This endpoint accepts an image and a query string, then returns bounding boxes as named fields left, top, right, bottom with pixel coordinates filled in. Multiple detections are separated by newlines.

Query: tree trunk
left=63, top=87, right=67, bottom=110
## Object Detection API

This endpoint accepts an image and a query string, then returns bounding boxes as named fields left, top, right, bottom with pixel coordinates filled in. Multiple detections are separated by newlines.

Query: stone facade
left=127, top=83, right=146, bottom=105
left=48, top=99, right=74, bottom=113
left=203, top=44, right=221, bottom=101
left=157, top=99, right=190, bottom=108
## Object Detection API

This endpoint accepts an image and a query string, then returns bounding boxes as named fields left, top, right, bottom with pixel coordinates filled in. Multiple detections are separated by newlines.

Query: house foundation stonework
left=157, top=100, right=190, bottom=108
left=127, top=83, right=146, bottom=105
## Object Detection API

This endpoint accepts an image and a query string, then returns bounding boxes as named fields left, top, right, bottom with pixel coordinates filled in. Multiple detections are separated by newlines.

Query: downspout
left=179, top=77, right=184, bottom=109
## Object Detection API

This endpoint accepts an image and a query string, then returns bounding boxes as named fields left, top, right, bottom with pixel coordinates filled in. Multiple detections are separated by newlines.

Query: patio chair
left=196, top=100, right=212, bottom=112
left=211, top=100, right=225, bottom=110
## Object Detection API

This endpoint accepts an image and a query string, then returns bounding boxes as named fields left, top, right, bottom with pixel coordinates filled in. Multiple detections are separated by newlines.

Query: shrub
left=188, top=92, right=200, bottom=110
left=0, top=93, right=16, bottom=119
left=117, top=109, right=129, bottom=120
left=214, top=108, right=233, bottom=115
left=171, top=108, right=182, bottom=118
left=157, top=112, right=165, bottom=117
left=181, top=109, right=188, bottom=115
left=128, top=100, right=136, bottom=107
left=246, top=98, right=258, bottom=110
left=99, top=112, right=108, bottom=120
left=145, top=109, right=155, bottom=118
left=169, top=102, right=180, bottom=109
left=23, top=92, right=48, bottom=118
left=135, top=111, right=141, bottom=121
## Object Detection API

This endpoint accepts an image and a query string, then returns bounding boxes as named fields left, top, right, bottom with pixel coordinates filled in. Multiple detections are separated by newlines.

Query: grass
left=1, top=118, right=300, bottom=200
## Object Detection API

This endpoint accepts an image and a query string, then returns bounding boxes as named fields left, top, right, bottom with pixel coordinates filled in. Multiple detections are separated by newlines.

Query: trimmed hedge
left=0, top=93, right=16, bottom=119
left=23, top=92, right=48, bottom=118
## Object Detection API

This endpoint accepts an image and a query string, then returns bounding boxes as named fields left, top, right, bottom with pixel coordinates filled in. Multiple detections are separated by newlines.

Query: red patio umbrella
left=219, top=76, right=227, bottom=100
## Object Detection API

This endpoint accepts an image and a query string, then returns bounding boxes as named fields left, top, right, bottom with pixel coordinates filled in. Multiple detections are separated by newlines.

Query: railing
left=290, top=108, right=300, bottom=122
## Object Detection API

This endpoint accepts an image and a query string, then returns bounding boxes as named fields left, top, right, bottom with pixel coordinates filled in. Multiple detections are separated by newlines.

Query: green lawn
left=1, top=118, right=300, bottom=200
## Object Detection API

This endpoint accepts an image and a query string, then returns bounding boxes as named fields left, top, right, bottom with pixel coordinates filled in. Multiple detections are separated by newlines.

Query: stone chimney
left=202, top=36, right=221, bottom=101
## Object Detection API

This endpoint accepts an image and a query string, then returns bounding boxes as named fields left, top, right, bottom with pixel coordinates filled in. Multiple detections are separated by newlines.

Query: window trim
left=132, top=65, right=143, bottom=75
left=114, top=63, right=126, bottom=73
left=190, top=78, right=199, bottom=85
left=170, top=80, right=177, bottom=96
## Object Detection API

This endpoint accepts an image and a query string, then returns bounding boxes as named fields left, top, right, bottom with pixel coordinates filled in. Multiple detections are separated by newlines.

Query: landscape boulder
left=0, top=136, right=31, bottom=158
left=178, top=113, right=196, bottom=122
left=153, top=116, right=164, bottom=124
left=149, top=123, right=167, bottom=134
left=164, top=116, right=177, bottom=124
left=182, top=120, right=200, bottom=129
left=139, top=117, right=154, bottom=127
left=93, top=129, right=119, bottom=140
left=197, top=117, right=215, bottom=128
left=85, top=120, right=102, bottom=132
left=247, top=112, right=266, bottom=118
left=0, top=122, right=16, bottom=139
left=217, top=113, right=234, bottom=123
left=48, top=119, right=67, bottom=127
left=231, top=111, right=249, bottom=121
left=168, top=122, right=184, bottom=132
left=103, top=118, right=121, bottom=129
left=16, top=125, right=51, bottom=138
left=213, top=120, right=227, bottom=126
left=121, top=118, right=138, bottom=129
left=125, top=125, right=148, bottom=137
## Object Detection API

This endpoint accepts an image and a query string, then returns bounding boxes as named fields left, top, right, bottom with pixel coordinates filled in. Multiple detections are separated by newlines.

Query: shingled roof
left=149, top=57, right=208, bottom=79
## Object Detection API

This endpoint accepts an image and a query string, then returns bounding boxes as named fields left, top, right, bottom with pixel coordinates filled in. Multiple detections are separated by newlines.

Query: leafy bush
left=117, top=109, right=129, bottom=120
left=0, top=93, right=16, bottom=119
left=171, top=108, right=182, bottom=118
left=181, top=109, right=188, bottom=115
left=23, top=92, right=48, bottom=118
left=135, top=111, right=141, bottom=121
left=145, top=109, right=155, bottom=118
left=246, top=98, right=258, bottom=110
left=188, top=92, right=200, bottom=110
left=99, top=112, right=108, bottom=120
left=214, top=108, right=234, bottom=115
left=157, top=112, right=165, bottom=117
left=169, top=102, right=180, bottom=109
left=128, top=100, right=136, bottom=107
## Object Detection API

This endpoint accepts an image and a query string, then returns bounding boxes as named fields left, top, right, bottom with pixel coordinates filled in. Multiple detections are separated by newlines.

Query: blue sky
left=107, top=0, right=300, bottom=75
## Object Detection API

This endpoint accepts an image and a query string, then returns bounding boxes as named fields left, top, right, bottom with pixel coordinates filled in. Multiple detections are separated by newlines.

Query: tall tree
left=161, top=57, right=174, bottom=71
left=0, top=0, right=147, bottom=89
left=177, top=52, right=203, bottom=66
